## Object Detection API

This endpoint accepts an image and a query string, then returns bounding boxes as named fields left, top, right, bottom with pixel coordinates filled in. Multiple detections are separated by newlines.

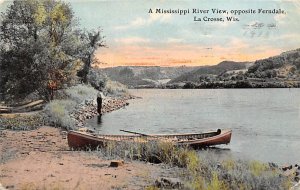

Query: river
left=86, top=89, right=300, bottom=164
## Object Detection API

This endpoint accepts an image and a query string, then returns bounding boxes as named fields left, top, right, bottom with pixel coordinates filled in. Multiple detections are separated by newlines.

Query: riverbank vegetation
left=0, top=0, right=122, bottom=130
left=96, top=141, right=294, bottom=190
left=42, top=84, right=98, bottom=129
left=0, top=0, right=104, bottom=103
left=0, top=0, right=134, bottom=132
left=0, top=113, right=44, bottom=131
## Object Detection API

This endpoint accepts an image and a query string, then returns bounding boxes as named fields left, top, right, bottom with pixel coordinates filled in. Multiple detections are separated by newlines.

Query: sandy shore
left=0, top=127, right=173, bottom=190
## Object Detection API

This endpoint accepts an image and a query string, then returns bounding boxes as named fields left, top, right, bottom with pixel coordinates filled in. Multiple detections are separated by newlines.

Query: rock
left=283, top=166, right=298, bottom=177
left=282, top=165, right=293, bottom=171
left=85, top=99, right=90, bottom=105
left=109, top=160, right=124, bottom=167
left=155, top=177, right=183, bottom=189
left=269, top=162, right=278, bottom=168
left=5, top=185, right=14, bottom=189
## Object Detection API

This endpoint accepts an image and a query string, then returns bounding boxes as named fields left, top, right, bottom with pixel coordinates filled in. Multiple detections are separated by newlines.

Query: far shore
left=131, top=80, right=300, bottom=89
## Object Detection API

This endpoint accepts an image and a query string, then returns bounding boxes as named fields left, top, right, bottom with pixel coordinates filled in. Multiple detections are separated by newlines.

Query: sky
left=1, top=0, right=300, bottom=67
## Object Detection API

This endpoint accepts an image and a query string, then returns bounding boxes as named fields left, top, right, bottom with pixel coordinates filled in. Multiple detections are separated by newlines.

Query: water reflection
left=97, top=115, right=103, bottom=125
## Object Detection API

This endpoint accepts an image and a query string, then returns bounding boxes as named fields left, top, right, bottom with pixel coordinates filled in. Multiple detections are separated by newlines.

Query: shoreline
left=127, top=79, right=300, bottom=89
left=0, top=94, right=174, bottom=189
left=1, top=93, right=300, bottom=189
left=71, top=94, right=134, bottom=129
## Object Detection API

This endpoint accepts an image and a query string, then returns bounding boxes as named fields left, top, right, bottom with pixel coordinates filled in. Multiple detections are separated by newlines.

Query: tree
left=0, top=0, right=104, bottom=100
left=119, top=67, right=134, bottom=78
left=77, top=29, right=105, bottom=83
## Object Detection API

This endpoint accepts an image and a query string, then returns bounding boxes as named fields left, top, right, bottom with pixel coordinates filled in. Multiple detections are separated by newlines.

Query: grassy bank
left=94, top=141, right=294, bottom=190
left=0, top=82, right=130, bottom=130
left=43, top=84, right=99, bottom=130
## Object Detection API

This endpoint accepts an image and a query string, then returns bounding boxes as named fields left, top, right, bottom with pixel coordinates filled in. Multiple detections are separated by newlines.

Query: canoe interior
left=68, top=129, right=232, bottom=150
left=95, top=131, right=222, bottom=141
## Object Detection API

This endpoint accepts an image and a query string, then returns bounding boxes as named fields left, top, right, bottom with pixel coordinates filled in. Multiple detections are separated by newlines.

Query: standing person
left=97, top=91, right=104, bottom=115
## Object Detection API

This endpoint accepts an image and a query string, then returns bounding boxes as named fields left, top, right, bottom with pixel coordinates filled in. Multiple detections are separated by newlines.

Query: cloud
left=274, top=13, right=287, bottom=25
left=167, top=38, right=184, bottom=43
left=114, top=37, right=150, bottom=44
left=275, top=33, right=300, bottom=40
left=149, top=12, right=171, bottom=23
left=114, top=13, right=171, bottom=30
left=228, top=38, right=249, bottom=49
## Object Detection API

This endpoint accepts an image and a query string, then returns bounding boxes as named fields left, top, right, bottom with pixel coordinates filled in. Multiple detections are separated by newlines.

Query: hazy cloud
left=115, top=37, right=151, bottom=44
left=167, top=38, right=184, bottom=43
left=114, top=13, right=172, bottom=30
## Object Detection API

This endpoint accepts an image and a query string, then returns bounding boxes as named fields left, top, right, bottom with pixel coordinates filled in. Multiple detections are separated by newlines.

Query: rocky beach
left=71, top=95, right=133, bottom=129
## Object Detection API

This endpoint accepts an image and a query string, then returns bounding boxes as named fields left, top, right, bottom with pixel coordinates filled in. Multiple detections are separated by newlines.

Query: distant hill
left=246, top=48, right=300, bottom=79
left=169, top=61, right=250, bottom=83
left=167, top=48, right=300, bottom=88
left=99, top=66, right=199, bottom=87
left=94, top=48, right=300, bottom=89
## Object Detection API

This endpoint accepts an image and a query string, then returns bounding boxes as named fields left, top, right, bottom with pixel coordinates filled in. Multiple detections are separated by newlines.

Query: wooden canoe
left=67, top=129, right=232, bottom=150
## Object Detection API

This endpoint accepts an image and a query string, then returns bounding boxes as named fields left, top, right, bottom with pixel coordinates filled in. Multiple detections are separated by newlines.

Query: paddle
left=120, top=129, right=151, bottom=137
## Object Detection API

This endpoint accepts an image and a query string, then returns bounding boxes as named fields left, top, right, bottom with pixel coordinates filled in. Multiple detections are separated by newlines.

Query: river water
left=86, top=89, right=300, bottom=164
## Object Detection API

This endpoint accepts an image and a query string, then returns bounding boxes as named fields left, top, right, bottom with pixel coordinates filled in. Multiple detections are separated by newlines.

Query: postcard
left=0, top=0, right=299, bottom=189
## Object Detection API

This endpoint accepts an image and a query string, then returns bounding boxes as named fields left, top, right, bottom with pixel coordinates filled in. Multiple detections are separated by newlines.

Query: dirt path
left=0, top=127, right=167, bottom=190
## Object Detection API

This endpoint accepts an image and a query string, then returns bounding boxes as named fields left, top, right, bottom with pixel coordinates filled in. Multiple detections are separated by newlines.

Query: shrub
left=187, top=175, right=205, bottom=190
left=0, top=114, right=44, bottom=130
left=176, top=150, right=202, bottom=175
left=92, top=141, right=292, bottom=190
left=64, top=84, right=98, bottom=104
left=207, top=172, right=228, bottom=190
left=222, top=159, right=235, bottom=170
left=43, top=84, right=99, bottom=129
left=43, top=100, right=76, bottom=130
left=87, top=69, right=107, bottom=91
left=105, top=80, right=128, bottom=96
left=145, top=186, right=159, bottom=190
left=249, top=160, right=269, bottom=176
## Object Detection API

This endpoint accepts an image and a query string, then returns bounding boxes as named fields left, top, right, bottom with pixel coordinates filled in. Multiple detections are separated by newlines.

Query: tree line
left=0, top=0, right=104, bottom=101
